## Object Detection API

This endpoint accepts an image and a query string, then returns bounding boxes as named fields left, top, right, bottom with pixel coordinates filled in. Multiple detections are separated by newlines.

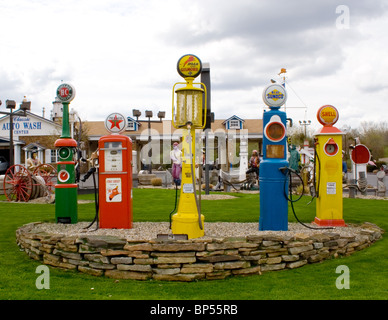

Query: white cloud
left=0, top=0, right=387, bottom=131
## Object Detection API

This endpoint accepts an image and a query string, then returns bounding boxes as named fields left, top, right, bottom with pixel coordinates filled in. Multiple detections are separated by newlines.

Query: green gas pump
left=54, top=83, right=78, bottom=224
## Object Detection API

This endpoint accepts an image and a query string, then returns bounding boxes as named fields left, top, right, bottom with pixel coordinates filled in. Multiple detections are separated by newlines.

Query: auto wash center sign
left=0, top=113, right=60, bottom=137
left=2, top=116, right=42, bottom=134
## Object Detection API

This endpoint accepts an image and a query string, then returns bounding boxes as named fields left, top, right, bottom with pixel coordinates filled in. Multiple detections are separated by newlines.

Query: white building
left=0, top=110, right=61, bottom=166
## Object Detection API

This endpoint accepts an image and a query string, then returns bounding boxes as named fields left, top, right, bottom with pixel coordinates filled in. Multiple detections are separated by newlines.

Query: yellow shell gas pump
left=171, top=54, right=207, bottom=239
left=313, top=105, right=346, bottom=227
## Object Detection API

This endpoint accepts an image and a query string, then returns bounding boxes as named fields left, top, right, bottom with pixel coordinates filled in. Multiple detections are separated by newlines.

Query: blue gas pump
left=259, top=83, right=289, bottom=231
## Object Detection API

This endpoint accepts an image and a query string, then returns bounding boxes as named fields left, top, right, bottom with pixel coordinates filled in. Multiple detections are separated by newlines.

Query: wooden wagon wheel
left=33, top=163, right=57, bottom=194
left=3, top=164, right=33, bottom=202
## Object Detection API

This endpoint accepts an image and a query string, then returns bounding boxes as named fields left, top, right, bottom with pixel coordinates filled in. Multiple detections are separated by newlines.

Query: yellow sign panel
left=177, top=54, right=202, bottom=78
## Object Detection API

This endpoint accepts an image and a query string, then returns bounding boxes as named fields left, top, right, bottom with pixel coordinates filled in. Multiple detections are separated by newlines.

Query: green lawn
left=0, top=189, right=387, bottom=300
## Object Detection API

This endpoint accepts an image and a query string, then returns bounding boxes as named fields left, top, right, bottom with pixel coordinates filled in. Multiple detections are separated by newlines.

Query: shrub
left=151, top=178, right=162, bottom=186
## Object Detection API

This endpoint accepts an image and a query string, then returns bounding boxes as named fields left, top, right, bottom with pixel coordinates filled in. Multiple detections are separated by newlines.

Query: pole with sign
left=54, top=83, right=78, bottom=224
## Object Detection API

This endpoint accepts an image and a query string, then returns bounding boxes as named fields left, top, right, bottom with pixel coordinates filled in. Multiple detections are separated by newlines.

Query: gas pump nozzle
left=279, top=167, right=297, bottom=175
left=81, top=167, right=96, bottom=182
left=279, top=167, right=288, bottom=175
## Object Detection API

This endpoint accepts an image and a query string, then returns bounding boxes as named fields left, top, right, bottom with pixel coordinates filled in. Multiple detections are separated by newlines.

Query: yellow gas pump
left=171, top=54, right=207, bottom=239
left=313, top=105, right=346, bottom=227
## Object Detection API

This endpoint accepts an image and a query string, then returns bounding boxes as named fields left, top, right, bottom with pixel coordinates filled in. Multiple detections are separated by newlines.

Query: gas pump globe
left=171, top=54, right=207, bottom=239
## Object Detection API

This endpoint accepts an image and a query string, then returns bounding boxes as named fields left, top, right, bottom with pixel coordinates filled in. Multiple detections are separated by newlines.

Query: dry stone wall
left=16, top=222, right=384, bottom=281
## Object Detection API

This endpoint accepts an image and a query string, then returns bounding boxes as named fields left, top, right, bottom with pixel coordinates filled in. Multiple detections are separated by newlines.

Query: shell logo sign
left=317, top=105, right=339, bottom=126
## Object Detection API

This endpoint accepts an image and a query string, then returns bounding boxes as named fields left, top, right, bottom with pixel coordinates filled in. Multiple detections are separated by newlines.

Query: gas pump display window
left=266, top=145, right=284, bottom=159
left=104, top=142, right=123, bottom=172
left=176, top=89, right=203, bottom=127
left=267, top=123, right=283, bottom=140
left=264, top=114, right=286, bottom=144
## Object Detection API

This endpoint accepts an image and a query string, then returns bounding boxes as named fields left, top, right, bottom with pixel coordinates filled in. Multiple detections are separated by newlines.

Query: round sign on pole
left=317, top=105, right=339, bottom=127
left=104, top=113, right=127, bottom=134
left=56, top=83, right=76, bottom=103
left=351, top=144, right=371, bottom=164
left=177, top=54, right=202, bottom=78
left=262, top=84, right=287, bottom=108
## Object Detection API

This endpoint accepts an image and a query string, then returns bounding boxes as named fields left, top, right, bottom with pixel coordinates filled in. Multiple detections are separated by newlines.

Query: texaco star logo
left=104, top=113, right=126, bottom=133
left=108, top=114, right=124, bottom=129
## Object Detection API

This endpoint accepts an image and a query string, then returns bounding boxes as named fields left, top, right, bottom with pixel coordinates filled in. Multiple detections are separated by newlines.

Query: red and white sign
left=58, top=169, right=70, bottom=183
left=106, top=178, right=122, bottom=202
left=104, top=113, right=127, bottom=134
left=56, top=83, right=76, bottom=103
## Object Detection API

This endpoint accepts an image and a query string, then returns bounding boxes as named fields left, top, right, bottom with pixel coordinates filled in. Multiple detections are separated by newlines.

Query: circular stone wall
left=16, top=222, right=384, bottom=281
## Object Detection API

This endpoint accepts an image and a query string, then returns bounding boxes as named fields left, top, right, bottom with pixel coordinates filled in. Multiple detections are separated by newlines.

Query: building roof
left=86, top=118, right=263, bottom=140
left=222, top=115, right=245, bottom=124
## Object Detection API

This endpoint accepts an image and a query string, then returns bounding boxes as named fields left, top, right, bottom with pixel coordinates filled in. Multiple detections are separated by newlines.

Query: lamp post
left=132, top=108, right=165, bottom=173
left=299, top=120, right=311, bottom=138
left=0, top=97, right=31, bottom=166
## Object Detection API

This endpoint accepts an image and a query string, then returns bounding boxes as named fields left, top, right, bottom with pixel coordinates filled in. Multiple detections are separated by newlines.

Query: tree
left=358, top=121, right=388, bottom=160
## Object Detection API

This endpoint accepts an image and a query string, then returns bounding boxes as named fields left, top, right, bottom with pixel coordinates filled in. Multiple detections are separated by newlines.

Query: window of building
left=229, top=120, right=241, bottom=129
left=51, top=149, right=57, bottom=163
left=127, top=121, right=135, bottom=131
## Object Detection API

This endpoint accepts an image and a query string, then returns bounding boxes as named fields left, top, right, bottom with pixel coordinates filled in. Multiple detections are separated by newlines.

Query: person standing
left=246, top=149, right=260, bottom=178
left=170, top=142, right=182, bottom=186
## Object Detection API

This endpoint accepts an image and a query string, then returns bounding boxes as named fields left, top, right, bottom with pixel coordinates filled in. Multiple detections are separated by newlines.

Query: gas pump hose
left=82, top=167, right=99, bottom=231
left=281, top=167, right=333, bottom=230
left=168, top=181, right=179, bottom=229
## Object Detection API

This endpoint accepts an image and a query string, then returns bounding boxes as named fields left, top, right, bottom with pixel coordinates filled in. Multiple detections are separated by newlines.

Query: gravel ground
left=17, top=191, right=381, bottom=240
left=34, top=221, right=363, bottom=241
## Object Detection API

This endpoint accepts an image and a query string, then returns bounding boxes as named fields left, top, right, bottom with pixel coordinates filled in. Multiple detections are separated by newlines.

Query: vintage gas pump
left=259, top=83, right=289, bottom=231
left=98, top=113, right=133, bottom=229
left=171, top=54, right=207, bottom=239
left=55, top=83, right=78, bottom=224
left=313, top=105, right=345, bottom=227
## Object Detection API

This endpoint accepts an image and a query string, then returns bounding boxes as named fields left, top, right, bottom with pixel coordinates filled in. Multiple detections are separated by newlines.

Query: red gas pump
left=98, top=113, right=133, bottom=229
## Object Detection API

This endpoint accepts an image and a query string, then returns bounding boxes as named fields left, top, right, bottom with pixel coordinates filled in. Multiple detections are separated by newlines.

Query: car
left=0, top=156, right=9, bottom=174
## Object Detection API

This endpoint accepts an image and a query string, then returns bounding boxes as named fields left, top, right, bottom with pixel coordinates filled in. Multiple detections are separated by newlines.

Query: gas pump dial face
left=58, top=147, right=71, bottom=160
left=324, top=140, right=339, bottom=156
left=58, top=169, right=70, bottom=183
left=326, top=145, right=335, bottom=153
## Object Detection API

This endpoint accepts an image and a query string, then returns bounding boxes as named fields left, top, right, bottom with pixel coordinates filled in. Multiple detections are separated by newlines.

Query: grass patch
left=0, top=189, right=387, bottom=300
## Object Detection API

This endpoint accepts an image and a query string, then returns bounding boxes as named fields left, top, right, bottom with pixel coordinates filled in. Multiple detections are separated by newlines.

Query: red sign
left=59, top=87, right=69, bottom=98
left=351, top=144, right=371, bottom=164
left=58, top=169, right=70, bottom=183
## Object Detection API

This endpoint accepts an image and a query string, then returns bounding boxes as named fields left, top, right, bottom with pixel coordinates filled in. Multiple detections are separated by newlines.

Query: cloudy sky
left=1, top=0, right=387, bottom=132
